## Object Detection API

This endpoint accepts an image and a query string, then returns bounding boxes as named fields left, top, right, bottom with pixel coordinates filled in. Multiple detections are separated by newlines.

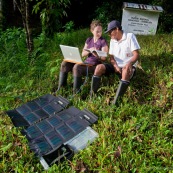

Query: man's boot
left=57, top=72, right=68, bottom=91
left=90, top=75, right=101, bottom=96
left=73, top=76, right=83, bottom=94
left=112, top=80, right=130, bottom=105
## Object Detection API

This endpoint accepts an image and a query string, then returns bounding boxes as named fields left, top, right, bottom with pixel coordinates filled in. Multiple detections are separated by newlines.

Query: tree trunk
left=0, top=0, right=2, bottom=30
left=14, top=0, right=34, bottom=54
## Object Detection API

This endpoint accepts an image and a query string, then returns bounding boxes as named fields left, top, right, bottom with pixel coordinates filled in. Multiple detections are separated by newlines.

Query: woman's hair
left=90, top=20, right=102, bottom=31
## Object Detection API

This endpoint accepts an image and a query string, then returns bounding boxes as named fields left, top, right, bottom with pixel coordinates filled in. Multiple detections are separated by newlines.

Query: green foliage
left=0, top=28, right=173, bottom=172
left=63, top=21, right=75, bottom=32
left=32, top=0, right=71, bottom=37
left=149, top=0, right=173, bottom=33
left=0, top=28, right=29, bottom=92
left=94, top=0, right=123, bottom=28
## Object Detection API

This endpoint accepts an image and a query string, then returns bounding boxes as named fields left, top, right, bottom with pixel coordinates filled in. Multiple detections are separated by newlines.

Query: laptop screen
left=60, top=45, right=83, bottom=64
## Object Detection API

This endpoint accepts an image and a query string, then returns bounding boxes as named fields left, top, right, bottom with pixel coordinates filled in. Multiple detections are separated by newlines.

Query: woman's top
left=84, top=37, right=108, bottom=65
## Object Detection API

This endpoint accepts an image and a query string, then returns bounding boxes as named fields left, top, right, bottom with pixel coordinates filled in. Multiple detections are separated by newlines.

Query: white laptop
left=60, top=45, right=89, bottom=65
left=60, top=45, right=92, bottom=66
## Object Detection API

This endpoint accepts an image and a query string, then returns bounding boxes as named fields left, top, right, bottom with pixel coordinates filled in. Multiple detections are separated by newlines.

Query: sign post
left=121, top=2, right=163, bottom=35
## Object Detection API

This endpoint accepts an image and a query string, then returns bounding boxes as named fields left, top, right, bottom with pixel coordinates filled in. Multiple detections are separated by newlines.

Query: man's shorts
left=104, top=63, right=136, bottom=80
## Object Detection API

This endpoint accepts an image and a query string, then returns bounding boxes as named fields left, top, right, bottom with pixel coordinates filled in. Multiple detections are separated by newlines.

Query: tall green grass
left=0, top=28, right=173, bottom=172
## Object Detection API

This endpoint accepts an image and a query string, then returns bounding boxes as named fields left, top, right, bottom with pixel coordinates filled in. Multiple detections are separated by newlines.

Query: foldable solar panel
left=6, top=94, right=98, bottom=170
left=36, top=121, right=53, bottom=134
left=23, top=106, right=98, bottom=155
left=22, top=125, right=42, bottom=140
left=45, top=130, right=63, bottom=148
left=6, top=94, right=70, bottom=127
left=24, top=112, right=41, bottom=125
left=16, top=104, right=31, bottom=115
left=29, top=136, right=52, bottom=156
left=66, top=118, right=86, bottom=133
left=47, top=116, right=62, bottom=128
left=26, top=101, right=40, bottom=111
left=6, top=109, right=29, bottom=127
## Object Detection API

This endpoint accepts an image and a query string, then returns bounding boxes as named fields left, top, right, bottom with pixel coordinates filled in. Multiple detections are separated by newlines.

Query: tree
left=12, top=0, right=70, bottom=54
left=0, top=0, right=3, bottom=30
left=32, top=0, right=70, bottom=37
left=13, top=0, right=33, bottom=54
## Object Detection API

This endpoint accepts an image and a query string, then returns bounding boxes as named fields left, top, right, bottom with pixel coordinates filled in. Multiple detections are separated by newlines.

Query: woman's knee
left=61, top=61, right=74, bottom=73
left=60, top=61, right=67, bottom=72
left=73, top=64, right=83, bottom=76
left=94, top=64, right=105, bottom=76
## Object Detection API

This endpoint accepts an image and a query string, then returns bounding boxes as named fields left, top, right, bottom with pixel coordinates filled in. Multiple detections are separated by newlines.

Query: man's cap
left=105, top=20, right=121, bottom=33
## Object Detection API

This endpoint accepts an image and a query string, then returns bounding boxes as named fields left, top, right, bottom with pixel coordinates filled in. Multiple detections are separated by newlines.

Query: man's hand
left=125, top=62, right=133, bottom=72
left=114, top=65, right=122, bottom=74
left=122, top=62, right=133, bottom=80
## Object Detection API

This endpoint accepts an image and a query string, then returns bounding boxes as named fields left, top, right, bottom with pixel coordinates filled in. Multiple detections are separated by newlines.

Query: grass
left=0, top=28, right=173, bottom=173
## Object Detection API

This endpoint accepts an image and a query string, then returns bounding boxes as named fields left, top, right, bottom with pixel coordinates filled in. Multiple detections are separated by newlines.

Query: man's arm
left=110, top=55, right=122, bottom=74
left=122, top=49, right=140, bottom=81
left=128, top=49, right=139, bottom=65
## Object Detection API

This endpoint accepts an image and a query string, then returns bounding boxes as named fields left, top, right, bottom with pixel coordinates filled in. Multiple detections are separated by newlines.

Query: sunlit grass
left=0, top=28, right=173, bottom=172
